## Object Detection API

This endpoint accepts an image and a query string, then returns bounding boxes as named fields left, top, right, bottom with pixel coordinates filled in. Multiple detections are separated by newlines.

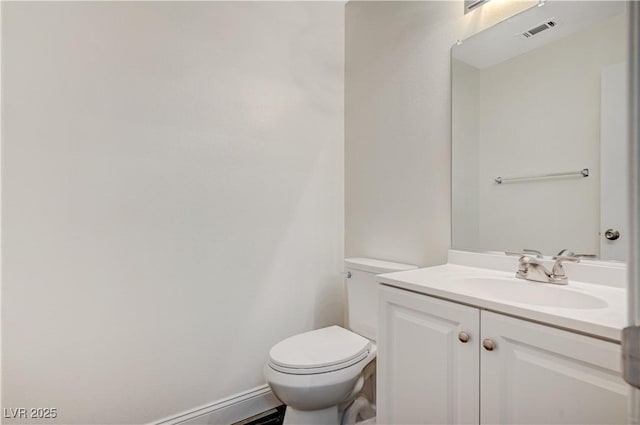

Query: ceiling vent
left=521, top=19, right=557, bottom=39
left=465, top=0, right=490, bottom=14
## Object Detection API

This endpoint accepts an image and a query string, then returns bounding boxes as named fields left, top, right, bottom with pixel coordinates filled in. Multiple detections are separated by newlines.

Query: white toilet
left=264, top=258, right=417, bottom=425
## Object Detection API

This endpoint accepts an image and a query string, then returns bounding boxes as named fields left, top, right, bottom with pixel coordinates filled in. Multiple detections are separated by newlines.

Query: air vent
left=465, top=0, right=490, bottom=14
left=521, top=19, right=557, bottom=38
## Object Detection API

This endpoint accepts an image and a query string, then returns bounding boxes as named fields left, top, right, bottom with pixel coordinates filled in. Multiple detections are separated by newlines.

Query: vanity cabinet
left=377, top=285, right=628, bottom=425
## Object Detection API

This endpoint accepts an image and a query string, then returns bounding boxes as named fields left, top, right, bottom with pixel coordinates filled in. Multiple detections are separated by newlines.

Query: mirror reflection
left=451, top=1, right=627, bottom=261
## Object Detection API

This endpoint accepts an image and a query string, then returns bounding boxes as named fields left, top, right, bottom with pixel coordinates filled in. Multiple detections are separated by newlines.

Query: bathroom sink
left=451, top=277, right=608, bottom=309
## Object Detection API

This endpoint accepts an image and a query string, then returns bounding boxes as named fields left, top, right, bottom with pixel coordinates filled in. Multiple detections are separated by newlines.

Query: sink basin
left=451, top=277, right=608, bottom=309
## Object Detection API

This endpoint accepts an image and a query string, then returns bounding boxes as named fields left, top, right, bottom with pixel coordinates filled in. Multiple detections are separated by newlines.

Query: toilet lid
left=269, top=326, right=371, bottom=372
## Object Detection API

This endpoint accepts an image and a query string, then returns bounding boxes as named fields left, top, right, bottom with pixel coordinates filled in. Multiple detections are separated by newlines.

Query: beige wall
left=2, top=2, right=344, bottom=423
left=345, top=0, right=535, bottom=267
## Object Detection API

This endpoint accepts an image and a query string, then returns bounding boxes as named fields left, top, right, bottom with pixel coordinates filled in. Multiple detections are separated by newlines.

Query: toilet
left=264, top=258, right=417, bottom=425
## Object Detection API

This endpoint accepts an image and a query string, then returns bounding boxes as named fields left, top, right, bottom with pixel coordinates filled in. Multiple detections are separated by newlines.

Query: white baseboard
left=153, top=385, right=281, bottom=425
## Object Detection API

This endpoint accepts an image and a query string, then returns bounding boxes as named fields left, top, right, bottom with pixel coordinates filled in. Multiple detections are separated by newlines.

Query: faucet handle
left=552, top=255, right=580, bottom=262
left=505, top=251, right=536, bottom=277
left=556, top=249, right=597, bottom=260
left=551, top=255, right=581, bottom=280
left=505, top=251, right=541, bottom=264
left=556, top=248, right=575, bottom=257
left=552, top=254, right=597, bottom=262
left=551, top=254, right=596, bottom=283
left=505, top=251, right=537, bottom=263
left=574, top=254, right=598, bottom=260
left=523, top=249, right=543, bottom=259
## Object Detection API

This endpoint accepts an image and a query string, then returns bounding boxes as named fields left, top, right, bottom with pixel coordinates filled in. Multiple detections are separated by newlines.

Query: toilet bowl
left=264, top=258, right=417, bottom=425
left=265, top=326, right=376, bottom=424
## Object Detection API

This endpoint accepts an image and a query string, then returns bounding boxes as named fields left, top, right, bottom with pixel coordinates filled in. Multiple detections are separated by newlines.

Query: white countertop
left=377, top=251, right=627, bottom=342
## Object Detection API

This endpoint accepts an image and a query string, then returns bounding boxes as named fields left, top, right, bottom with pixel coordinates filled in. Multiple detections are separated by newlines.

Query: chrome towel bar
left=494, top=168, right=589, bottom=184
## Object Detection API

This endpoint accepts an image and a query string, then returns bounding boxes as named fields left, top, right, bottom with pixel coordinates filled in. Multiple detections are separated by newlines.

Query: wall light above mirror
left=452, top=0, right=628, bottom=261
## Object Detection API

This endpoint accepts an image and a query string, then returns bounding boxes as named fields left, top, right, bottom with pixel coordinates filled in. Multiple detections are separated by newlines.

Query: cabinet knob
left=482, top=339, right=496, bottom=351
left=458, top=331, right=470, bottom=343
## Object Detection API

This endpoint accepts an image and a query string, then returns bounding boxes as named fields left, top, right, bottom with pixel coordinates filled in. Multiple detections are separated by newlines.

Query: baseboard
left=153, top=385, right=281, bottom=425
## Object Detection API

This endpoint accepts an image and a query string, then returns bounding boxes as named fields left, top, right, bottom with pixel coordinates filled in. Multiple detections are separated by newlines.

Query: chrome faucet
left=505, top=250, right=596, bottom=285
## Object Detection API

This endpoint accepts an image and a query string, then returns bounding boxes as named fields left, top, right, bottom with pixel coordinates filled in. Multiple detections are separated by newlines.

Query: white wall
left=2, top=2, right=344, bottom=423
left=345, top=0, right=535, bottom=267
left=452, top=59, right=480, bottom=251
left=452, top=14, right=626, bottom=255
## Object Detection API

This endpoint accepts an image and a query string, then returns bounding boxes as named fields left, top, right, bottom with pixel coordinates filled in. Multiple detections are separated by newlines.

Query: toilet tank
left=344, top=258, right=417, bottom=341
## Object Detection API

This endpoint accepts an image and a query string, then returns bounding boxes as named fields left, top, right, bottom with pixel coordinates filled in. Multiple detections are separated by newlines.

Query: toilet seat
left=269, top=326, right=371, bottom=375
left=269, top=350, right=370, bottom=375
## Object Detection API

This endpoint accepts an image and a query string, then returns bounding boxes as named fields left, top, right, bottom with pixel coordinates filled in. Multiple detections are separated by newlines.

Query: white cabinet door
left=480, top=311, right=628, bottom=424
left=378, top=285, right=480, bottom=424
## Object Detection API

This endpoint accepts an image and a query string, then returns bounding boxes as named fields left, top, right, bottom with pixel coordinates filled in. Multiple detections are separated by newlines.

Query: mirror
left=451, top=1, right=628, bottom=261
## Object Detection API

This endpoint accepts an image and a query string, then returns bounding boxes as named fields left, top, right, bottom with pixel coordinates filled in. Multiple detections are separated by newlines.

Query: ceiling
left=453, top=0, right=626, bottom=69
